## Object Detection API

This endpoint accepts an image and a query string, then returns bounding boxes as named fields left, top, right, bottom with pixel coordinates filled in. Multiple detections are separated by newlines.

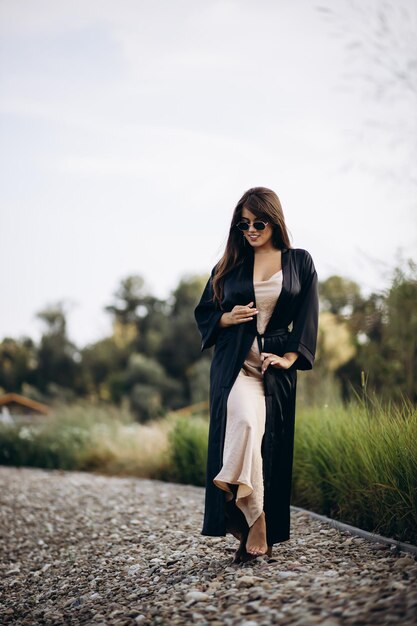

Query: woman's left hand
left=260, top=352, right=296, bottom=374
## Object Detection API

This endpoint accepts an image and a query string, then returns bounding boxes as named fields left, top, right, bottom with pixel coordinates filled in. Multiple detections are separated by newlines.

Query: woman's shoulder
left=210, top=261, right=221, bottom=277
left=289, top=248, right=316, bottom=276
left=289, top=247, right=314, bottom=262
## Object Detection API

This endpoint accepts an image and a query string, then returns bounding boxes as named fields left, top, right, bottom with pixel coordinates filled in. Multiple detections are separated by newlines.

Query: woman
left=194, top=187, right=319, bottom=563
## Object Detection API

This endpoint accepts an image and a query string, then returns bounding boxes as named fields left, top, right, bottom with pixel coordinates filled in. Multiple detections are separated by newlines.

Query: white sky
left=1, top=0, right=416, bottom=348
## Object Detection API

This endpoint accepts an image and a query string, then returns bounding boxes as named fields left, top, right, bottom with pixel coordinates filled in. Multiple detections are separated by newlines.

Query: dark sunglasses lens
left=254, top=222, right=266, bottom=230
left=237, top=222, right=249, bottom=231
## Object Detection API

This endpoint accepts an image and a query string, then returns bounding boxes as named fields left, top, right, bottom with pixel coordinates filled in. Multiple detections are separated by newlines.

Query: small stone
left=277, top=571, right=295, bottom=578
left=236, top=575, right=260, bottom=588
left=185, top=590, right=210, bottom=603
left=1, top=466, right=415, bottom=626
left=393, top=556, right=416, bottom=570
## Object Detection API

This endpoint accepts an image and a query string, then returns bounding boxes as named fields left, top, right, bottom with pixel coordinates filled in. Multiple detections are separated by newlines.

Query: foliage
left=318, top=256, right=417, bottom=403
left=165, top=416, right=208, bottom=486
left=0, top=255, right=416, bottom=419
left=0, top=396, right=415, bottom=543
left=0, top=400, right=171, bottom=477
left=292, top=392, right=417, bottom=545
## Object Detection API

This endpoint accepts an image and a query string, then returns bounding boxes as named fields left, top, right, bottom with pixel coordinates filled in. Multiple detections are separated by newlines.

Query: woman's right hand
left=219, top=301, right=258, bottom=327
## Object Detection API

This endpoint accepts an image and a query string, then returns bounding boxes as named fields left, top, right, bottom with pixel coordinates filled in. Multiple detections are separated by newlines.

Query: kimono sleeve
left=285, top=251, right=319, bottom=370
left=194, top=267, right=224, bottom=351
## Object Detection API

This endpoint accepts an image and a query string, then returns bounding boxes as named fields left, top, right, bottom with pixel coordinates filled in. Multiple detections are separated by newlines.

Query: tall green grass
left=0, top=394, right=415, bottom=544
left=293, top=391, right=417, bottom=544
left=164, top=416, right=208, bottom=486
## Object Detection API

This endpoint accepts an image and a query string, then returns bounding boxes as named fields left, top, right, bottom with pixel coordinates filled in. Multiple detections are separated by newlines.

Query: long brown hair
left=212, top=187, right=292, bottom=305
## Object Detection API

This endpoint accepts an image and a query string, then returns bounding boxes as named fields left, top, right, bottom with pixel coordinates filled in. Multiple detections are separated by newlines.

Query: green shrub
left=166, top=416, right=209, bottom=486
left=0, top=422, right=90, bottom=470
left=0, top=400, right=133, bottom=471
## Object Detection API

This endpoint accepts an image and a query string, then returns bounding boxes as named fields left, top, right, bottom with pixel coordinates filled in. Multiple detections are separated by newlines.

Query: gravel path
left=0, top=466, right=416, bottom=626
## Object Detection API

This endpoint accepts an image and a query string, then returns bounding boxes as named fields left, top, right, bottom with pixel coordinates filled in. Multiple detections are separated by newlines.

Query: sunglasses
left=236, top=220, right=269, bottom=231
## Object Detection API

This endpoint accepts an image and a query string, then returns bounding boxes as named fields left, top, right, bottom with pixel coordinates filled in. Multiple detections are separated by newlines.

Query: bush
left=0, top=400, right=169, bottom=475
left=0, top=422, right=90, bottom=470
left=166, top=416, right=209, bottom=486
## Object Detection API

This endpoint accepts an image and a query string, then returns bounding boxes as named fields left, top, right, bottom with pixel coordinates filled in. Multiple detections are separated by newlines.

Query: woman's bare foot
left=246, top=511, right=268, bottom=556
left=236, top=543, right=273, bottom=563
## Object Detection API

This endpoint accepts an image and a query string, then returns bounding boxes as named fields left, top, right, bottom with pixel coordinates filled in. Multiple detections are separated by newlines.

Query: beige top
left=240, top=269, right=283, bottom=380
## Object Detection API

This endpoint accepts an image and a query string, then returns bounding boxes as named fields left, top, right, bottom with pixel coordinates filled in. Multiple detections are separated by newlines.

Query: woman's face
left=240, top=207, right=274, bottom=249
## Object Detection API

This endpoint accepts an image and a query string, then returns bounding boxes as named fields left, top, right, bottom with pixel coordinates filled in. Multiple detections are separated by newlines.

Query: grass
left=292, top=391, right=417, bottom=545
left=1, top=392, right=416, bottom=544
left=0, top=400, right=208, bottom=483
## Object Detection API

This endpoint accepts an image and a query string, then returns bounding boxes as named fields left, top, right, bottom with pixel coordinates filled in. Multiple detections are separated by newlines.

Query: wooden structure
left=0, top=393, right=50, bottom=424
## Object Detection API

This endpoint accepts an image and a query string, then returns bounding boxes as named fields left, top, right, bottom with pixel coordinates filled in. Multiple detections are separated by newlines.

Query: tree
left=35, top=302, right=81, bottom=399
left=105, top=274, right=170, bottom=355
left=320, top=275, right=362, bottom=317
left=0, top=336, right=37, bottom=394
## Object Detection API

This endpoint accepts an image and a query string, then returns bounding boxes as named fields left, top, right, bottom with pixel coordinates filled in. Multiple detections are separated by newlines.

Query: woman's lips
left=249, top=235, right=259, bottom=240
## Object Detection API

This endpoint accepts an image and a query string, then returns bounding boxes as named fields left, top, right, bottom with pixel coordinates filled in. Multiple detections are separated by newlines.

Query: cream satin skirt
left=213, top=366, right=266, bottom=528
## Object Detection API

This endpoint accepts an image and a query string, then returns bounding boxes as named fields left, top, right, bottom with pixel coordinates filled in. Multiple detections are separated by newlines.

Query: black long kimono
left=194, top=246, right=319, bottom=546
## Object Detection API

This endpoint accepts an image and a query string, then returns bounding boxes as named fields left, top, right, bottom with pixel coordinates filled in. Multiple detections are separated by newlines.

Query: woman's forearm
left=284, top=351, right=299, bottom=365
left=218, top=312, right=233, bottom=328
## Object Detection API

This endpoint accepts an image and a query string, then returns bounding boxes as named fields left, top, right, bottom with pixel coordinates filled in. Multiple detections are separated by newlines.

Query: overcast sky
left=1, top=0, right=416, bottom=348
